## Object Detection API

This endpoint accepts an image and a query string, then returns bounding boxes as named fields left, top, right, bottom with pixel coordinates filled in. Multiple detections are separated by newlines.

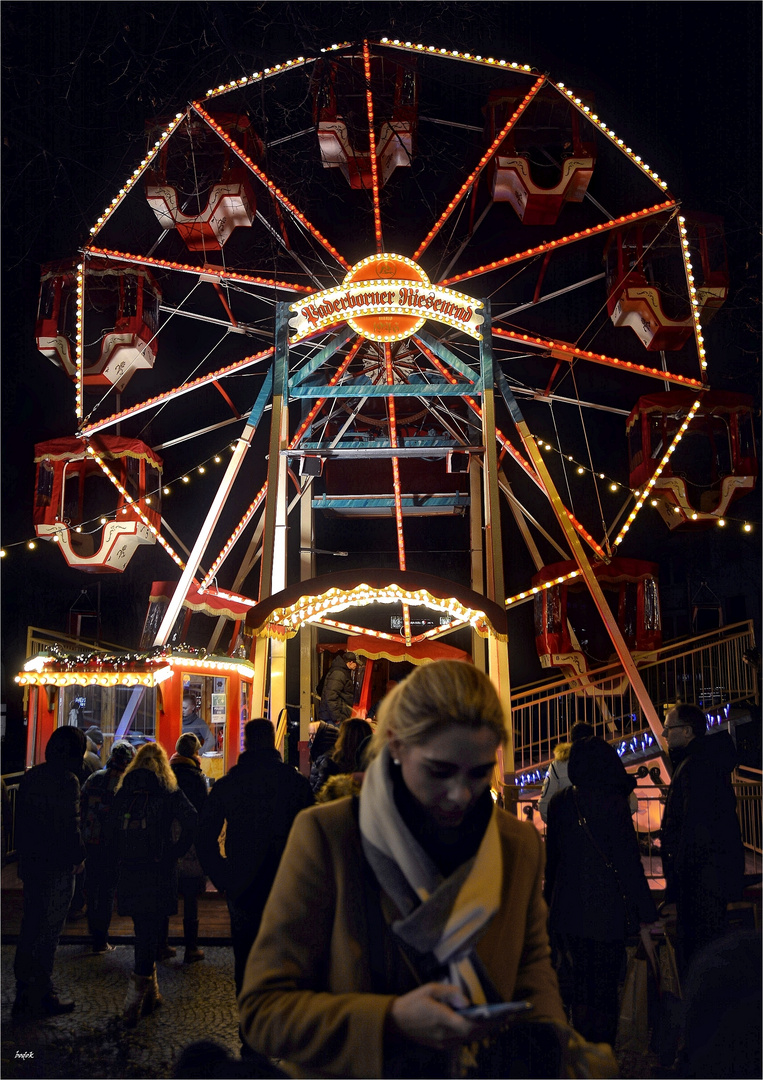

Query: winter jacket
left=182, top=710, right=216, bottom=754
left=197, top=748, right=314, bottom=904
left=317, top=655, right=355, bottom=724
left=660, top=730, right=744, bottom=904
left=107, top=768, right=196, bottom=917
left=16, top=761, right=86, bottom=878
left=170, top=754, right=208, bottom=879
left=544, top=783, right=658, bottom=941
left=239, top=797, right=567, bottom=1079
left=309, top=753, right=345, bottom=794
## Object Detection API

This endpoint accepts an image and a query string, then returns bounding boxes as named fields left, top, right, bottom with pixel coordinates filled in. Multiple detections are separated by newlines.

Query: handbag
left=617, top=945, right=650, bottom=1052
left=573, top=789, right=640, bottom=934
left=649, top=934, right=683, bottom=1065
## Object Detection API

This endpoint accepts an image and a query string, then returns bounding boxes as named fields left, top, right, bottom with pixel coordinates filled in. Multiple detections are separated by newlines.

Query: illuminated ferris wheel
left=32, top=38, right=757, bottom=764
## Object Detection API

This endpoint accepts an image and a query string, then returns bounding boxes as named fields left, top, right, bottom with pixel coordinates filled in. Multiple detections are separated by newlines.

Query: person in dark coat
left=107, top=742, right=196, bottom=1026
left=197, top=718, right=314, bottom=999
left=69, top=734, right=104, bottom=918
left=317, top=651, right=358, bottom=725
left=169, top=732, right=209, bottom=963
left=310, top=717, right=373, bottom=794
left=659, top=703, right=744, bottom=976
left=12, top=726, right=87, bottom=1019
left=80, top=739, right=135, bottom=953
left=544, top=736, right=659, bottom=1046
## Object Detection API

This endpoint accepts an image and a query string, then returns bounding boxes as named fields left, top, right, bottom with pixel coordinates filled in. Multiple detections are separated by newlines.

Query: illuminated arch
left=245, top=568, right=508, bottom=643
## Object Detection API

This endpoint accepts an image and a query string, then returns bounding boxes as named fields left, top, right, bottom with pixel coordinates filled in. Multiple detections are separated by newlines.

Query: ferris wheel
left=31, top=38, right=757, bottom=753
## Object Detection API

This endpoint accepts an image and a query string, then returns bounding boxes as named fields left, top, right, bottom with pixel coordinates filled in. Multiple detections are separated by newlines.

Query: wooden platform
left=1, top=860, right=233, bottom=945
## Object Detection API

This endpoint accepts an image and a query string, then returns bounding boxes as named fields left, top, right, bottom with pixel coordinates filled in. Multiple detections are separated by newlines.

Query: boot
left=157, top=917, right=176, bottom=960
left=122, top=972, right=151, bottom=1027
left=141, top=965, right=163, bottom=1015
left=183, top=919, right=204, bottom=964
left=41, top=991, right=75, bottom=1016
left=11, top=983, right=37, bottom=1021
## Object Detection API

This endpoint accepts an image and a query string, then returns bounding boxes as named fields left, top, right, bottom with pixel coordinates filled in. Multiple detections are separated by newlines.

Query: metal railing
left=510, top=620, right=757, bottom=777
left=518, top=772, right=762, bottom=883
left=2, top=772, right=23, bottom=862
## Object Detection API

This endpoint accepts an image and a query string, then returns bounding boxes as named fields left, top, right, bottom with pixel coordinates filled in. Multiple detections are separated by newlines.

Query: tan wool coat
left=239, top=797, right=566, bottom=1079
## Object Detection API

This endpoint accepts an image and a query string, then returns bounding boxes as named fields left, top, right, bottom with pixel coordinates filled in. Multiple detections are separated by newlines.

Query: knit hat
left=342, top=651, right=358, bottom=664
left=108, top=740, right=135, bottom=771
left=176, top=732, right=201, bottom=758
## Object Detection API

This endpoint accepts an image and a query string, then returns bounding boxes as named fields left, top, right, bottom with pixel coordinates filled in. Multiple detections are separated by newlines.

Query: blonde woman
left=239, top=661, right=572, bottom=1079
left=108, top=742, right=196, bottom=1025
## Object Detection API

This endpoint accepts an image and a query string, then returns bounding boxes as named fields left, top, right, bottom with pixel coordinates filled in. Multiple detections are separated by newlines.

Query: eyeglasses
left=662, top=723, right=688, bottom=733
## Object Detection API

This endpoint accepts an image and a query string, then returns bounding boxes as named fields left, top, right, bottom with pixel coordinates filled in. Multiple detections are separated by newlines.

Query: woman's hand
left=388, top=983, right=475, bottom=1049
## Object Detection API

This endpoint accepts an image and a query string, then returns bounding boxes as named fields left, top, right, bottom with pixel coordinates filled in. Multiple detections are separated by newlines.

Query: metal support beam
left=259, top=304, right=291, bottom=726
left=494, top=365, right=664, bottom=745
left=479, top=303, right=514, bottom=783
left=152, top=368, right=274, bottom=647
left=300, top=481, right=316, bottom=744
left=469, top=456, right=486, bottom=672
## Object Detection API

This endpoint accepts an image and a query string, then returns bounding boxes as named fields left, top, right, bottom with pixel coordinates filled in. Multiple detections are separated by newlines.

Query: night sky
left=2, top=2, right=760, bottom=769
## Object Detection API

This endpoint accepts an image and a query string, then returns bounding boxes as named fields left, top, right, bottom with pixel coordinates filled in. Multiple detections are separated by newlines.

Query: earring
left=393, top=758, right=400, bottom=765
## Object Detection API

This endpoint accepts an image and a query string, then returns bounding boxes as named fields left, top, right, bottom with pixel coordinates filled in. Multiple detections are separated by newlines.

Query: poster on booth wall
left=211, top=693, right=226, bottom=723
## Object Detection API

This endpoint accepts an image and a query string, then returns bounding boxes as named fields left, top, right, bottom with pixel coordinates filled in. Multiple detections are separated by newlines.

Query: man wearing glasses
left=659, top=703, right=744, bottom=975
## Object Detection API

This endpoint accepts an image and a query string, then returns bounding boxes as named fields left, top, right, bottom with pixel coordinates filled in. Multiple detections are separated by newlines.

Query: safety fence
left=517, top=771, right=762, bottom=883
left=510, top=620, right=758, bottom=779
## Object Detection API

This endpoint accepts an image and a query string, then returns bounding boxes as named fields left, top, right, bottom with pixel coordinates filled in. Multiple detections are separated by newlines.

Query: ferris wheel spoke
left=86, top=245, right=312, bottom=294
left=191, top=101, right=350, bottom=271
left=492, top=328, right=704, bottom=389
left=254, top=209, right=327, bottom=289
left=415, top=75, right=546, bottom=264
left=362, top=41, right=384, bottom=253
left=439, top=199, right=676, bottom=287
left=79, top=348, right=274, bottom=438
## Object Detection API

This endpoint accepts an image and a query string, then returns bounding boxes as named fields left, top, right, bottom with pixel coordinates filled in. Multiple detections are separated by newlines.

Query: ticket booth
left=16, top=650, right=255, bottom=779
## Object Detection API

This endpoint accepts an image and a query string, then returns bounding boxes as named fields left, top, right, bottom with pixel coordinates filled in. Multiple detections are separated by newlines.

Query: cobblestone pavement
left=2, top=941, right=663, bottom=1080
left=2, top=944, right=242, bottom=1079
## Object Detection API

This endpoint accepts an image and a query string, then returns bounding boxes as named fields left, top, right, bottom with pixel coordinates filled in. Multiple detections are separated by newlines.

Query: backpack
left=118, top=786, right=168, bottom=863
left=81, top=771, right=118, bottom=846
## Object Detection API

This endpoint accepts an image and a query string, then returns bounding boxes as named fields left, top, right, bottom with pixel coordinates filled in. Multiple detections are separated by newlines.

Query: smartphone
left=457, top=1001, right=533, bottom=1020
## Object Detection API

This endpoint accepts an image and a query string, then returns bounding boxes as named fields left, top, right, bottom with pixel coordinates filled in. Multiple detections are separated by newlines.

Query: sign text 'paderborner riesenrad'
left=288, top=252, right=484, bottom=343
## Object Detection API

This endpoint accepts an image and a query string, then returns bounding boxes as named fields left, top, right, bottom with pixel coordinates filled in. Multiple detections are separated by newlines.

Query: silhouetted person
left=537, top=722, right=595, bottom=822
left=544, top=736, right=659, bottom=1045
left=13, top=726, right=87, bottom=1019
left=80, top=738, right=135, bottom=952
left=107, top=742, right=196, bottom=1026
left=169, top=732, right=209, bottom=963
left=197, top=718, right=314, bottom=999
left=660, top=703, right=744, bottom=975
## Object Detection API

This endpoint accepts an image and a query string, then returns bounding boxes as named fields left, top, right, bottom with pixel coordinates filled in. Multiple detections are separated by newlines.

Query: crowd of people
left=9, top=661, right=760, bottom=1078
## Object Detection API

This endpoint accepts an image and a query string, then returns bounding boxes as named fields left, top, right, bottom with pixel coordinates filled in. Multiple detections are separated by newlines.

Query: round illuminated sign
left=344, top=254, right=427, bottom=342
